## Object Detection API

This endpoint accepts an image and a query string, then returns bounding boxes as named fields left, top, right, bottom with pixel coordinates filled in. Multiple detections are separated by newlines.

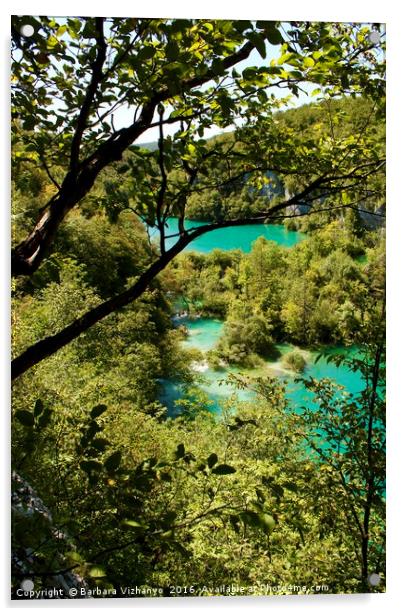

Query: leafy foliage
left=282, top=351, right=306, bottom=373
left=11, top=17, right=385, bottom=597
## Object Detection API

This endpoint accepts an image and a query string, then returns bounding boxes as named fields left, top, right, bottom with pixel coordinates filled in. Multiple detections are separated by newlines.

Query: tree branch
left=156, top=104, right=168, bottom=254
left=69, top=18, right=107, bottom=174
left=12, top=35, right=260, bottom=278
left=11, top=177, right=384, bottom=381
left=11, top=235, right=188, bottom=379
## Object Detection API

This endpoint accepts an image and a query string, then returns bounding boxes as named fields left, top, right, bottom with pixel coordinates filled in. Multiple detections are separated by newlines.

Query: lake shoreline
left=151, top=217, right=306, bottom=253
left=161, top=316, right=363, bottom=417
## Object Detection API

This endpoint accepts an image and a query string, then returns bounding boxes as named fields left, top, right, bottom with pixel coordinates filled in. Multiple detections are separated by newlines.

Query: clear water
left=181, top=318, right=223, bottom=352
left=155, top=218, right=362, bottom=415
left=162, top=318, right=364, bottom=416
left=151, top=218, right=306, bottom=253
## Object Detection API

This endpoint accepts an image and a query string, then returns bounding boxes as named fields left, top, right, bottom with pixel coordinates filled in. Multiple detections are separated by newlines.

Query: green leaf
left=104, top=451, right=122, bottom=473
left=122, top=519, right=145, bottom=529
left=311, top=87, right=322, bottom=97
left=90, top=404, right=107, bottom=419
left=233, top=20, right=252, bottom=34
left=264, top=66, right=283, bottom=75
left=186, top=143, right=196, bottom=157
left=47, top=35, right=59, bottom=49
left=259, top=513, right=276, bottom=532
left=207, top=453, right=218, bottom=468
left=247, top=32, right=267, bottom=60
left=211, top=464, right=236, bottom=475
left=15, top=410, right=35, bottom=427
left=88, top=565, right=107, bottom=578
left=65, top=551, right=84, bottom=564
left=265, top=23, right=283, bottom=46
left=303, top=56, right=315, bottom=69
left=159, top=529, right=174, bottom=540
left=56, top=25, right=67, bottom=37
left=242, top=67, right=257, bottom=82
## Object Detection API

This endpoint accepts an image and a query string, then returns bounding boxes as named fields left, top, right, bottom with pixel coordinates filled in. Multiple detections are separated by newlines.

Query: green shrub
left=282, top=350, right=306, bottom=373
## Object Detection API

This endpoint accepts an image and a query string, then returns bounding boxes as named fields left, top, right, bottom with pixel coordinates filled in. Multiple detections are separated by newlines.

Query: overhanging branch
left=11, top=35, right=260, bottom=278
left=69, top=18, right=107, bottom=174
left=11, top=187, right=384, bottom=381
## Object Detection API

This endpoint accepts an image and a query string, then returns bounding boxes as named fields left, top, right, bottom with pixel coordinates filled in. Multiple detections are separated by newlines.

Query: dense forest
left=11, top=17, right=385, bottom=598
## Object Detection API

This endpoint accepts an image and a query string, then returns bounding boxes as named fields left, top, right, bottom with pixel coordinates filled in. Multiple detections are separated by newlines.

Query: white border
left=2, top=1, right=401, bottom=614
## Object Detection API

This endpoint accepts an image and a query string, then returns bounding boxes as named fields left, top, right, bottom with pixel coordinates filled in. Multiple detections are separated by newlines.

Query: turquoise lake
left=150, top=217, right=306, bottom=253
left=162, top=317, right=364, bottom=416
left=155, top=219, right=363, bottom=416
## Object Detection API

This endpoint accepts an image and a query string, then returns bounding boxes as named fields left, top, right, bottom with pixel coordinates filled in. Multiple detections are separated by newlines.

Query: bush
left=216, top=313, right=276, bottom=366
left=282, top=350, right=306, bottom=373
left=206, top=349, right=226, bottom=371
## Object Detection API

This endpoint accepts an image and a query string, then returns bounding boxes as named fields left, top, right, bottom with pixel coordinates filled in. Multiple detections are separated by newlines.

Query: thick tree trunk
left=12, top=180, right=82, bottom=276
left=11, top=101, right=158, bottom=277
left=11, top=39, right=260, bottom=278
left=360, top=323, right=385, bottom=590
left=11, top=197, right=379, bottom=379
left=11, top=235, right=189, bottom=380
left=11, top=214, right=284, bottom=380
